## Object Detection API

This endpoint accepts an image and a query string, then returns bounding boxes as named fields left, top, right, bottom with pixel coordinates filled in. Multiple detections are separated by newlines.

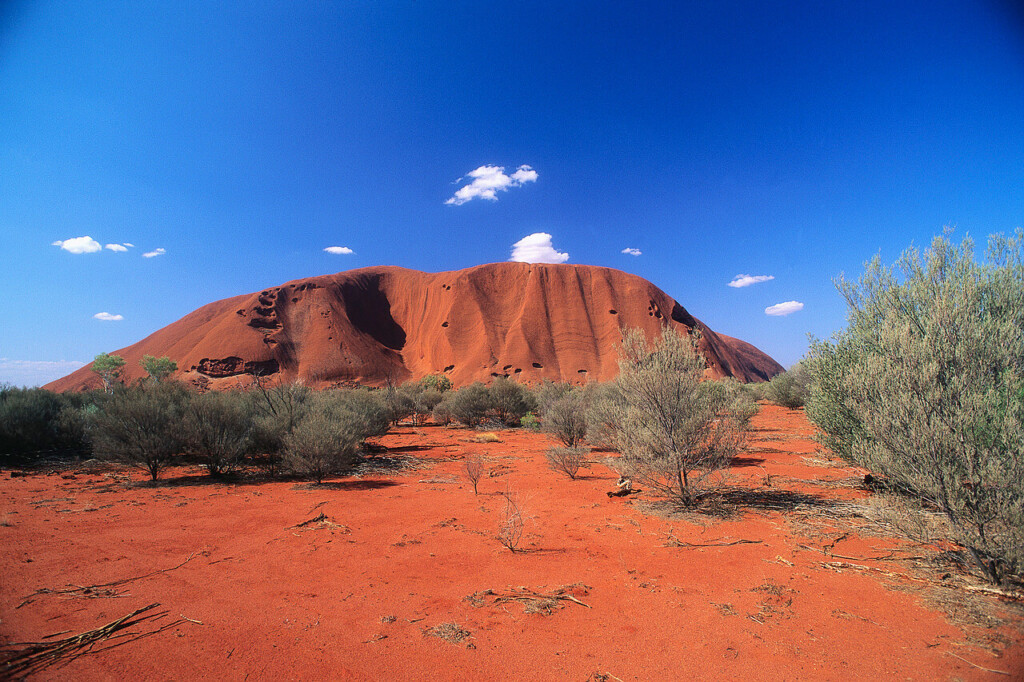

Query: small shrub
left=473, top=431, right=500, bottom=443
left=583, top=382, right=623, bottom=449
left=437, top=383, right=492, bottom=427
left=545, top=446, right=587, bottom=480
left=520, top=412, right=541, bottom=430
left=488, top=377, right=537, bottom=426
left=497, top=488, right=526, bottom=552
left=183, top=390, right=253, bottom=476
left=719, top=377, right=759, bottom=426
left=248, top=382, right=313, bottom=474
left=283, top=397, right=360, bottom=483
left=543, top=389, right=588, bottom=447
left=765, top=363, right=810, bottom=408
left=420, top=374, right=453, bottom=393
left=464, top=456, right=485, bottom=494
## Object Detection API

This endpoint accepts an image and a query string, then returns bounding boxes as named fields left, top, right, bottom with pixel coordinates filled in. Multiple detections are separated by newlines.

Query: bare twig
left=946, top=651, right=1011, bottom=676
left=465, top=584, right=592, bottom=614
left=665, top=535, right=762, bottom=548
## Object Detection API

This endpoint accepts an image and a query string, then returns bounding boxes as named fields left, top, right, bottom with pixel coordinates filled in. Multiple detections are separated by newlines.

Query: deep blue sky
left=2, top=1, right=1023, bottom=385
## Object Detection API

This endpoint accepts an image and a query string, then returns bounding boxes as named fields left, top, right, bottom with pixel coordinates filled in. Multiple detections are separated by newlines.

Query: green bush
left=89, top=382, right=191, bottom=480
left=249, top=382, right=313, bottom=474
left=543, top=389, right=589, bottom=447
left=719, top=377, right=759, bottom=426
left=183, top=390, right=254, bottom=476
left=806, top=232, right=1024, bottom=585
left=435, top=383, right=492, bottom=427
left=765, top=363, right=810, bottom=408
left=0, top=387, right=93, bottom=457
left=488, top=377, right=537, bottom=426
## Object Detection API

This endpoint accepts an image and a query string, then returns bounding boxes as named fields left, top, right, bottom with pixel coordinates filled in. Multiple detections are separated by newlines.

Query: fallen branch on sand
left=0, top=603, right=191, bottom=677
left=946, top=652, right=1011, bottom=676
left=465, top=584, right=592, bottom=615
left=664, top=535, right=762, bottom=549
left=17, top=553, right=201, bottom=608
left=797, top=543, right=927, bottom=562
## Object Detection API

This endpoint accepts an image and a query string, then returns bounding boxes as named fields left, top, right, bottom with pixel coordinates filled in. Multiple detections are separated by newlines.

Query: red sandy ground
left=2, top=405, right=1022, bottom=680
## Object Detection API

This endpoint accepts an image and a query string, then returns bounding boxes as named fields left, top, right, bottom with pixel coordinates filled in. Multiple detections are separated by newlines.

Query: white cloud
left=123, top=243, right=135, bottom=247
left=105, top=243, right=129, bottom=252
left=142, top=247, right=166, bottom=258
left=93, top=312, right=124, bottom=321
left=621, top=247, right=642, bottom=256
left=0, top=358, right=86, bottom=387
left=52, top=236, right=102, bottom=254
left=510, top=232, right=569, bottom=264
left=445, top=164, right=538, bottom=205
left=728, top=274, right=775, bottom=288
left=324, top=246, right=354, bottom=255
left=765, top=301, right=804, bottom=316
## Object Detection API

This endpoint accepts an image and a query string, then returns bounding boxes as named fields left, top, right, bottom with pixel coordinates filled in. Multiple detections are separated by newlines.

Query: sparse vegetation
left=806, top=231, right=1024, bottom=585
left=497, top=488, right=526, bottom=552
left=435, top=382, right=492, bottom=427
left=541, top=388, right=589, bottom=447
left=488, top=377, right=537, bottom=426
left=463, top=456, right=485, bottom=494
left=765, top=362, right=810, bottom=408
left=545, top=446, right=587, bottom=480
left=601, top=328, right=747, bottom=506
left=183, top=390, right=253, bottom=476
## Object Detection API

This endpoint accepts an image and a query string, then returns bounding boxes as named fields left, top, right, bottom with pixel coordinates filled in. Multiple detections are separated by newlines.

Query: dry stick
left=290, top=512, right=328, bottom=528
left=18, top=553, right=199, bottom=608
left=665, top=535, right=762, bottom=548
left=0, top=603, right=186, bottom=677
left=946, top=652, right=1011, bottom=676
left=797, top=543, right=927, bottom=562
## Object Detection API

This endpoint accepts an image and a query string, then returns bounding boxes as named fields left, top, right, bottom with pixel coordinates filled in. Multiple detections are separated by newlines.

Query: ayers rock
left=46, top=263, right=783, bottom=391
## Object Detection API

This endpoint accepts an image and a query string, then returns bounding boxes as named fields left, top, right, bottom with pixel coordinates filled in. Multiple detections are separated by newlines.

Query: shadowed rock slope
left=46, top=263, right=783, bottom=391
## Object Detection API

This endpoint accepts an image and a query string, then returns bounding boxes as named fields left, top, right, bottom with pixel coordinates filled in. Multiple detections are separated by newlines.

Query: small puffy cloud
left=123, top=243, right=135, bottom=247
left=510, top=232, right=569, bottom=264
left=324, top=246, right=354, bottom=255
left=621, top=247, right=642, bottom=256
left=765, top=301, right=804, bottom=316
left=52, top=236, right=101, bottom=254
left=142, top=247, right=166, bottom=258
left=93, top=312, right=124, bottom=321
left=728, top=274, right=774, bottom=288
left=446, top=164, right=538, bottom=205
left=0, top=358, right=86, bottom=387
left=105, top=243, right=130, bottom=252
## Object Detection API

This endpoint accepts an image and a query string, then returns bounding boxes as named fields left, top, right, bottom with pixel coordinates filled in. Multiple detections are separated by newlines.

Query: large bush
left=183, top=390, right=254, bottom=476
left=806, top=232, right=1024, bottom=585
left=435, top=382, right=493, bottom=427
left=0, top=387, right=95, bottom=458
left=764, top=363, right=811, bottom=408
left=602, top=329, right=747, bottom=506
left=89, top=382, right=190, bottom=480
left=488, top=377, right=537, bottom=426
left=542, top=388, right=589, bottom=447
left=248, top=382, right=312, bottom=473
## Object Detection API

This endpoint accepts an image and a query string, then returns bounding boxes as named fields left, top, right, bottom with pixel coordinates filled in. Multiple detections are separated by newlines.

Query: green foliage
left=718, top=377, right=760, bottom=426
left=519, top=412, right=541, bottom=431
left=488, top=377, right=537, bottom=426
left=420, top=374, right=453, bottom=393
left=605, top=329, right=746, bottom=506
left=806, top=232, right=1024, bottom=584
left=249, top=382, right=313, bottom=473
left=764, top=363, right=810, bottom=408
left=183, top=390, right=254, bottom=476
left=89, top=382, right=190, bottom=480
left=542, top=388, right=589, bottom=447
left=92, top=353, right=126, bottom=393
left=396, top=382, right=444, bottom=425
left=435, top=382, right=492, bottom=427
left=140, top=355, right=178, bottom=382
left=534, top=380, right=574, bottom=417
left=582, top=382, right=622, bottom=448
left=0, top=386, right=92, bottom=457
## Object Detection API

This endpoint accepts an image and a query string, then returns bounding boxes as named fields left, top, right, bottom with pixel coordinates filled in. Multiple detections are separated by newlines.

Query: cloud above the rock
left=93, top=312, right=124, bottom=321
left=728, top=274, right=774, bottom=288
left=324, top=246, right=354, bottom=255
left=52, top=236, right=101, bottom=254
left=510, top=232, right=568, bottom=264
left=621, top=247, right=642, bottom=256
left=765, top=301, right=804, bottom=316
left=142, top=248, right=166, bottom=258
left=446, top=164, right=538, bottom=205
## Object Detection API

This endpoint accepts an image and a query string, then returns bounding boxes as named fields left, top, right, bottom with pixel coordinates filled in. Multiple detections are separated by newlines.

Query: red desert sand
left=45, top=263, right=782, bottom=392
left=2, top=405, right=1022, bottom=680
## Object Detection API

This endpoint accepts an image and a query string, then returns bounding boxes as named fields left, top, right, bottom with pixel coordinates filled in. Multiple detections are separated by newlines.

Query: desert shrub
left=436, top=382, right=492, bottom=427
left=497, top=488, right=526, bottom=552
left=533, top=380, right=574, bottom=416
left=806, top=232, right=1024, bottom=585
left=248, top=382, right=312, bottom=474
left=327, top=388, right=392, bottom=440
left=464, top=456, right=485, bottom=494
left=543, top=389, right=589, bottom=447
left=488, top=377, right=537, bottom=426
left=0, top=387, right=64, bottom=456
left=89, top=382, right=190, bottom=480
left=719, top=377, right=759, bottom=426
left=384, top=382, right=415, bottom=425
left=283, top=396, right=363, bottom=484
left=583, top=382, right=623, bottom=449
left=432, top=400, right=456, bottom=426
left=183, top=390, right=254, bottom=476
left=604, top=329, right=746, bottom=506
left=396, top=382, right=443, bottom=425
left=545, top=446, right=587, bottom=480
left=765, top=362, right=811, bottom=408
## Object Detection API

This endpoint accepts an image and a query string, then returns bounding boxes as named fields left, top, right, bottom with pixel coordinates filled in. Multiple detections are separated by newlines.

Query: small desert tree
left=607, top=328, right=745, bottom=506
left=765, top=362, right=811, bottom=408
left=806, top=231, right=1024, bottom=585
left=420, top=374, right=453, bottom=393
left=464, top=455, right=485, bottom=495
left=89, top=382, right=189, bottom=480
left=283, top=391, right=383, bottom=483
left=248, top=382, right=312, bottom=474
left=92, top=353, right=126, bottom=394
left=545, top=446, right=587, bottom=480
left=140, top=355, right=178, bottom=382
left=437, top=382, right=493, bottom=427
